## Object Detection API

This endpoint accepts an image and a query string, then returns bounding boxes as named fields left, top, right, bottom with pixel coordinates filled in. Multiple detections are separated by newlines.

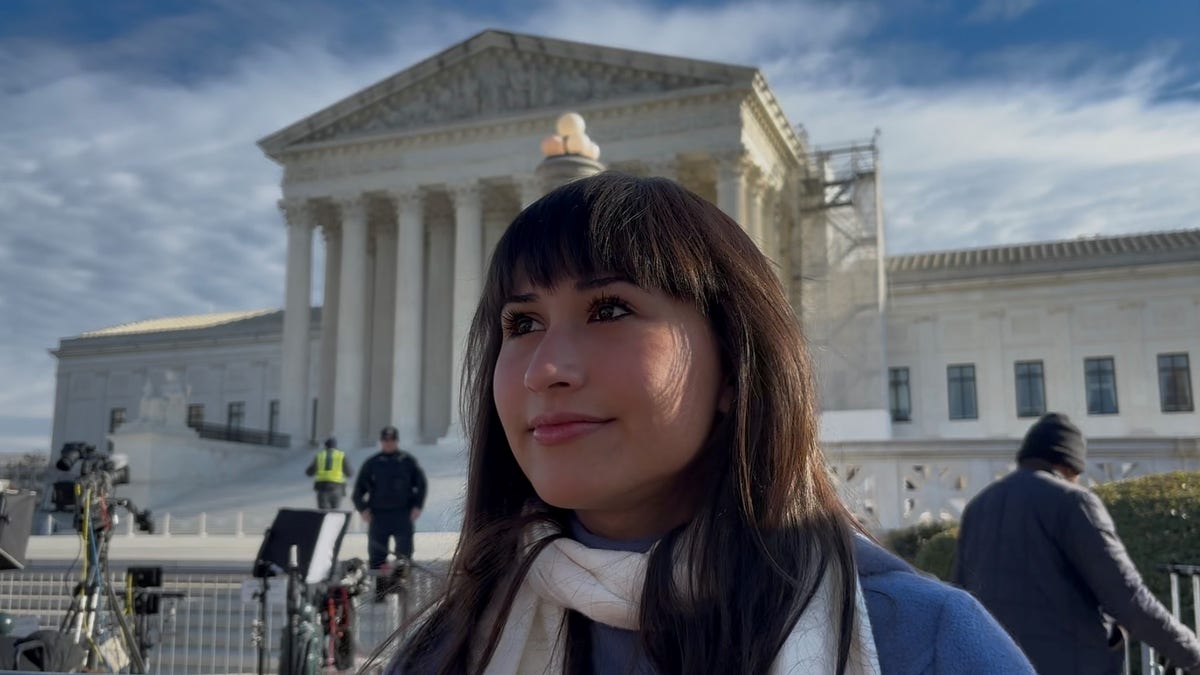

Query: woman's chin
left=531, top=481, right=606, bottom=512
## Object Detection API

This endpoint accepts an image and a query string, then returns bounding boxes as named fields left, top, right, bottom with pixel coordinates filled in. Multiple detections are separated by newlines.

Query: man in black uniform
left=351, top=425, right=427, bottom=568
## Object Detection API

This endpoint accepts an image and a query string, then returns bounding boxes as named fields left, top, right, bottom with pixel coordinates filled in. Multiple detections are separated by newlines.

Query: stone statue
left=161, top=369, right=190, bottom=428
left=134, top=369, right=190, bottom=428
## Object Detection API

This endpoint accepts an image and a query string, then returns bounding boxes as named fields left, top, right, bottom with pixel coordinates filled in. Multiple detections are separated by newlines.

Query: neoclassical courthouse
left=49, top=31, right=1200, bottom=526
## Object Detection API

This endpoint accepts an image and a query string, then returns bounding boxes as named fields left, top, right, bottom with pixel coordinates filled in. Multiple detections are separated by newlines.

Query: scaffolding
left=793, top=133, right=889, bottom=415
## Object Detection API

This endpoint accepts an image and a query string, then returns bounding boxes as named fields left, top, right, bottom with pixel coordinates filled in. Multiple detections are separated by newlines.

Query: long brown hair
left=389, top=172, right=861, bottom=674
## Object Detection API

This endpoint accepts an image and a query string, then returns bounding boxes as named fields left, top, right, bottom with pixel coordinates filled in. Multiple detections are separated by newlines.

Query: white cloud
left=2, top=0, right=1198, bottom=451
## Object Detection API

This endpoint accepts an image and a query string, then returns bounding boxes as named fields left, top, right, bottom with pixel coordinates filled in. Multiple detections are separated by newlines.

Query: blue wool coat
left=854, top=537, right=1034, bottom=673
left=575, top=525, right=1035, bottom=674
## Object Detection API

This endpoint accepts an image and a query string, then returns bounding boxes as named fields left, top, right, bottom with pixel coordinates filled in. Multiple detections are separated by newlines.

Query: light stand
left=251, top=509, right=349, bottom=675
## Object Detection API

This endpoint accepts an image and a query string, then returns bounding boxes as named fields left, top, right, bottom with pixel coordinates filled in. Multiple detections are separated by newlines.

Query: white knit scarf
left=477, top=535, right=881, bottom=675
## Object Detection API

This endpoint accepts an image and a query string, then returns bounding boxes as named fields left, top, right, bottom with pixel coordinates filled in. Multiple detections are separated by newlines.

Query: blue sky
left=2, top=0, right=1198, bottom=453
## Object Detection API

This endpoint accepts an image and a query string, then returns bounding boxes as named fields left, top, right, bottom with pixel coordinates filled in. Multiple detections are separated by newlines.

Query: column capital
left=388, top=187, right=426, bottom=213
left=448, top=180, right=483, bottom=209
left=644, top=156, right=680, bottom=180
left=713, top=149, right=754, bottom=178
left=333, top=194, right=369, bottom=223
left=278, top=198, right=315, bottom=230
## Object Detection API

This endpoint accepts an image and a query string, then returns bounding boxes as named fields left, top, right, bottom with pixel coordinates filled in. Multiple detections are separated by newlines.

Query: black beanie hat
left=1017, top=412, right=1087, bottom=474
left=324, top=437, right=337, bottom=449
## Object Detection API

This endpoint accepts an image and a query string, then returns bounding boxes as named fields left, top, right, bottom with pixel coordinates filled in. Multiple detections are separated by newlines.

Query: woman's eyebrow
left=575, top=276, right=635, bottom=291
left=502, top=291, right=538, bottom=305
left=502, top=277, right=638, bottom=305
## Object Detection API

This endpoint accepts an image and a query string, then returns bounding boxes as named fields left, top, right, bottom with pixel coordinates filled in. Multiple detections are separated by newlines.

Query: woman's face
left=493, top=276, right=726, bottom=540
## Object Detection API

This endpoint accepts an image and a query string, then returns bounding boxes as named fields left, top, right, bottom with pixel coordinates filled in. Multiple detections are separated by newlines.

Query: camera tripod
left=58, top=480, right=151, bottom=673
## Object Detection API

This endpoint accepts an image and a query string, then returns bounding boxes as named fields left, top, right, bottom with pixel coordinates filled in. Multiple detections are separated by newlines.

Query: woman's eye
left=502, top=312, right=541, bottom=337
left=591, top=298, right=632, bottom=322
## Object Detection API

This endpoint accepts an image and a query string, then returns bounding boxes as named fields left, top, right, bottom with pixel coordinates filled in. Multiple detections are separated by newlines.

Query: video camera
left=51, top=442, right=152, bottom=535
left=54, top=442, right=129, bottom=484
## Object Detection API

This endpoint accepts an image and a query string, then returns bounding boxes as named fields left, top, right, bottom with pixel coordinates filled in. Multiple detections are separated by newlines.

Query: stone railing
left=825, top=436, right=1200, bottom=531
left=34, top=437, right=1198, bottom=537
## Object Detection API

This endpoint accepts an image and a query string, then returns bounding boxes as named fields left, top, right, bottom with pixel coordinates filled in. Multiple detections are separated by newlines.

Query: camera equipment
left=52, top=441, right=156, bottom=673
left=310, top=557, right=371, bottom=671
left=54, top=442, right=130, bottom=485
left=251, top=508, right=350, bottom=675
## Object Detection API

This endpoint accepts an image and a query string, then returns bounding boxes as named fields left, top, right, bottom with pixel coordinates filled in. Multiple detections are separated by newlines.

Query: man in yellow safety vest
left=305, top=437, right=355, bottom=510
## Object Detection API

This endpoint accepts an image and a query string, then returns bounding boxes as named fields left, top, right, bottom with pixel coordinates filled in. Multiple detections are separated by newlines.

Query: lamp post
left=534, top=112, right=605, bottom=194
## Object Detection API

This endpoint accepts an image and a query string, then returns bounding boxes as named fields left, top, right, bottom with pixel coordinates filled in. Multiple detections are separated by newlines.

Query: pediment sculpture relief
left=298, top=49, right=716, bottom=144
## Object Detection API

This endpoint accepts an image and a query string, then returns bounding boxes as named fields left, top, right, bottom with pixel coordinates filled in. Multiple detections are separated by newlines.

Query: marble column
left=333, top=195, right=370, bottom=448
left=646, top=157, right=680, bottom=182
left=278, top=199, right=314, bottom=448
left=715, top=151, right=751, bottom=229
left=368, top=220, right=397, bottom=438
left=747, top=177, right=767, bottom=251
left=443, top=181, right=483, bottom=442
left=316, top=224, right=341, bottom=442
left=391, top=188, right=425, bottom=445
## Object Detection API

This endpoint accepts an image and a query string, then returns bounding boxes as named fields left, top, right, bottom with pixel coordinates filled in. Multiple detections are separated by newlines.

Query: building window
left=1158, top=353, right=1193, bottom=413
left=108, top=407, right=126, bottom=433
left=268, top=399, right=280, bottom=434
left=945, top=365, right=974, bottom=417
left=888, top=368, right=911, bottom=422
left=1084, top=357, right=1119, bottom=415
left=1014, top=361, right=1046, bottom=418
left=227, top=401, right=245, bottom=429
left=947, top=364, right=978, bottom=420
left=187, top=404, right=204, bottom=428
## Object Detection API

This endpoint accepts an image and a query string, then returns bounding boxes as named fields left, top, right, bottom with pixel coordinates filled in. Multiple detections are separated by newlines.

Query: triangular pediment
left=259, top=30, right=756, bottom=157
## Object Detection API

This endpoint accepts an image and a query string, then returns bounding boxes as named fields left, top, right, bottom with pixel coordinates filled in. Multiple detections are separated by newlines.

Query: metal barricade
left=1141, top=563, right=1200, bottom=675
left=0, top=561, right=447, bottom=674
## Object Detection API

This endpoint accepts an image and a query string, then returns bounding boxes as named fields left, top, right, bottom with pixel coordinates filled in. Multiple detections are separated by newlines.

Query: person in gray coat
left=954, top=412, right=1200, bottom=674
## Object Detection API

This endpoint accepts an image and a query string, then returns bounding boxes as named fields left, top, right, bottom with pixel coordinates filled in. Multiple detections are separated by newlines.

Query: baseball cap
left=380, top=426, right=399, bottom=441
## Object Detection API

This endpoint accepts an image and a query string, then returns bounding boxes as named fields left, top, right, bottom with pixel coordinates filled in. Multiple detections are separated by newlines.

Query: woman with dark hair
left=374, top=173, right=1031, bottom=674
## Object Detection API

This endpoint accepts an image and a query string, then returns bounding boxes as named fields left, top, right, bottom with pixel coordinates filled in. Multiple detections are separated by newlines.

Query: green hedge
left=883, top=520, right=957, bottom=567
left=1093, top=471, right=1200, bottom=616
left=914, top=528, right=958, bottom=581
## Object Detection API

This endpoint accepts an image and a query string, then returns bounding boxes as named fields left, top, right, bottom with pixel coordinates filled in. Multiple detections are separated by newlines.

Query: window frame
left=1084, top=357, right=1119, bottom=415
left=186, top=404, right=204, bottom=428
left=1157, top=353, right=1194, bottom=413
left=108, top=407, right=126, bottom=434
left=888, top=367, right=912, bottom=422
left=947, top=364, right=978, bottom=420
left=226, top=401, right=246, bottom=429
left=1014, top=360, right=1046, bottom=418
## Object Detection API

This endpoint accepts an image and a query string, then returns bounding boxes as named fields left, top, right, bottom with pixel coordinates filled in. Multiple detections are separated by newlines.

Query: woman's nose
left=523, top=327, right=585, bottom=392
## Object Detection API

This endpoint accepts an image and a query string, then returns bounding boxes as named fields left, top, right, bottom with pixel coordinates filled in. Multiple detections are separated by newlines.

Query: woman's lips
left=530, top=417, right=611, bottom=445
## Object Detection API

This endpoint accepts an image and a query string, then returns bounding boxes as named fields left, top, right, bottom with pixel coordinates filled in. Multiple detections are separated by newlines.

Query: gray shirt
left=568, top=517, right=660, bottom=675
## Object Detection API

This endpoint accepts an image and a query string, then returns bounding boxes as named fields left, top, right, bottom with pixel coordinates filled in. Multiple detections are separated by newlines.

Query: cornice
left=52, top=331, right=302, bottom=360
left=747, top=74, right=805, bottom=169
left=888, top=260, right=1200, bottom=296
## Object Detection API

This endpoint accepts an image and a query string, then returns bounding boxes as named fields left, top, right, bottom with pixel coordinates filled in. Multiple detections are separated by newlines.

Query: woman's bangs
left=489, top=175, right=715, bottom=305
